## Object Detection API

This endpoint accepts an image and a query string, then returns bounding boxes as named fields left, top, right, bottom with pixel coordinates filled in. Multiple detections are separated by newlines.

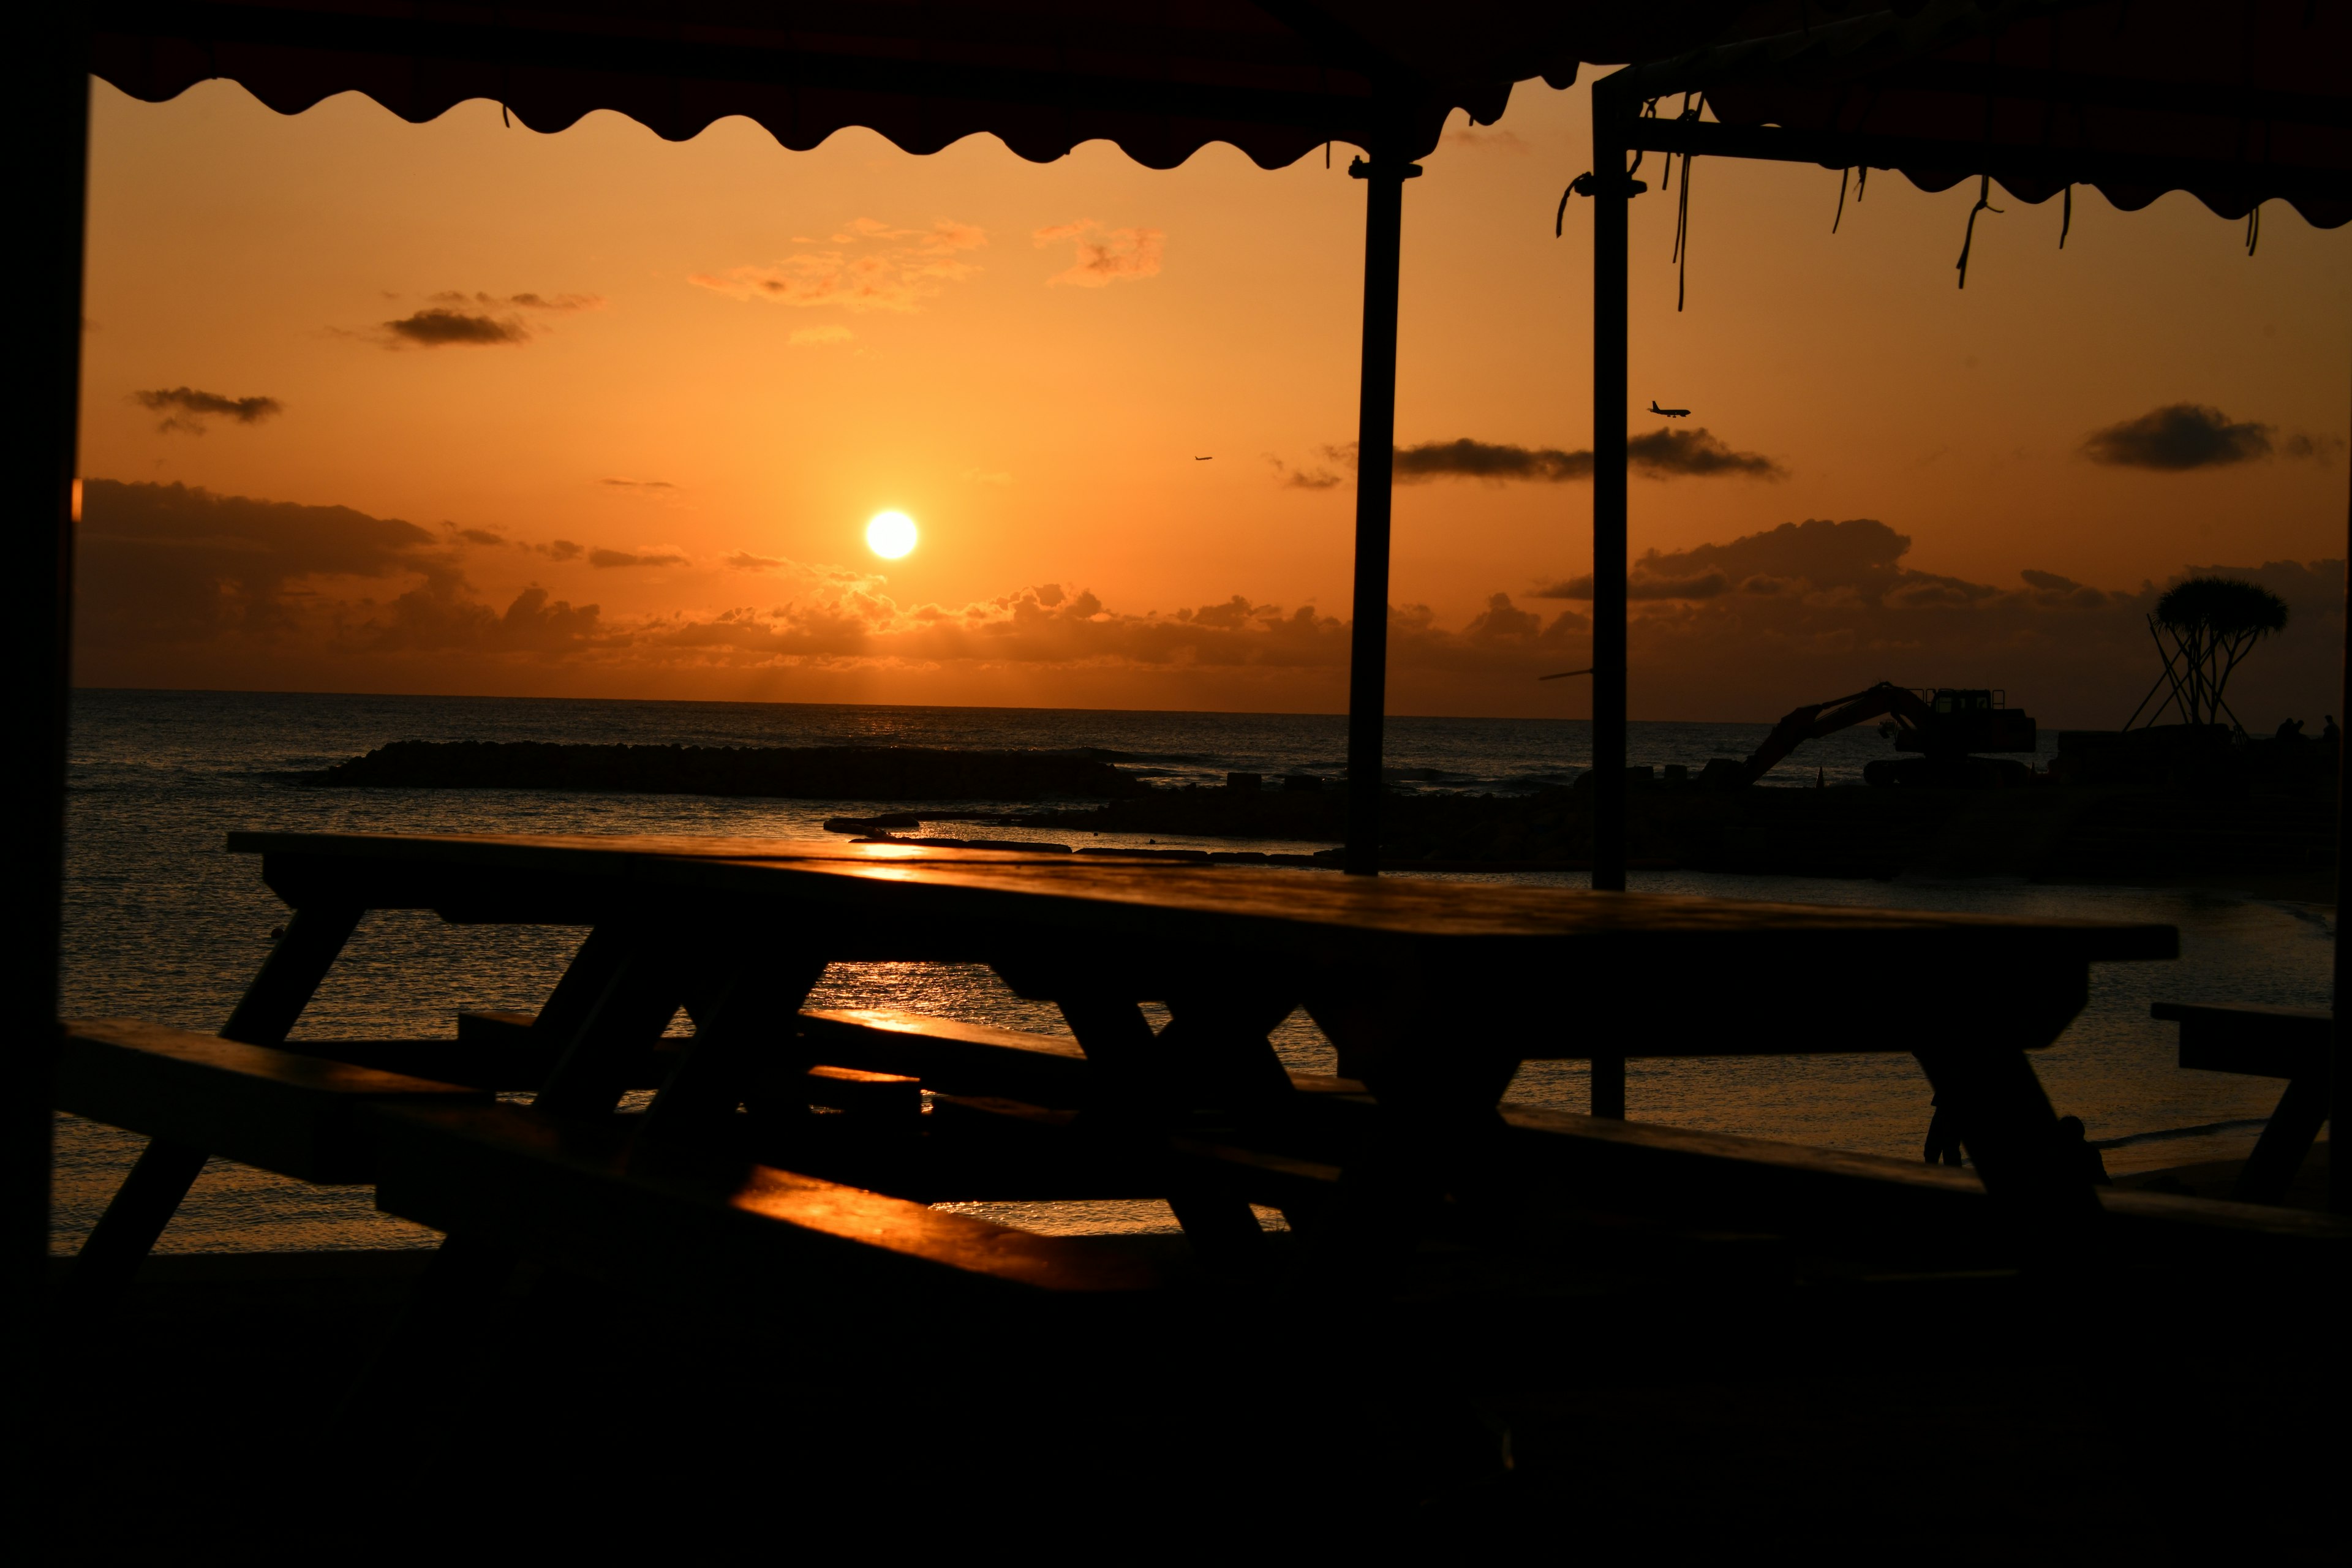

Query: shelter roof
left=89, top=1, right=1749, bottom=169
left=1616, top=1, right=2352, bottom=227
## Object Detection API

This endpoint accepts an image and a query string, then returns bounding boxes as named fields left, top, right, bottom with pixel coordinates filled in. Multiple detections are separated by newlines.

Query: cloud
left=1035, top=219, right=1165, bottom=287
left=1396, top=439, right=1591, bottom=483
left=72, top=479, right=608, bottom=672
left=2081, top=403, right=2275, bottom=470
left=587, top=548, right=688, bottom=569
left=384, top=309, right=530, bottom=347
left=690, top=219, right=987, bottom=313
left=369, top=289, right=603, bottom=350
left=1536, top=571, right=1731, bottom=601
left=1281, top=430, right=1785, bottom=488
left=1444, top=119, right=1529, bottom=152
left=1267, top=453, right=1346, bottom=490
left=1626, top=428, right=1785, bottom=478
left=452, top=527, right=506, bottom=546
left=132, top=386, right=282, bottom=435
left=71, top=482, right=2345, bottom=727
left=597, top=477, right=676, bottom=491
left=535, top=540, right=584, bottom=562
left=790, top=325, right=854, bottom=347
left=429, top=290, right=604, bottom=313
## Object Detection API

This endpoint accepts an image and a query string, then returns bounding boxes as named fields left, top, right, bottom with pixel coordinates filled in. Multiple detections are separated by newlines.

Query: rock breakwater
left=304, top=741, right=1147, bottom=801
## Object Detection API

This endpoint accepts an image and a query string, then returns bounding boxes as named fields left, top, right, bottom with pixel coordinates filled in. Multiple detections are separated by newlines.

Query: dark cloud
left=132, top=386, right=282, bottom=435
left=72, top=482, right=2344, bottom=726
left=384, top=309, right=530, bottom=347
left=726, top=552, right=787, bottom=571
left=1626, top=428, right=1785, bottom=478
left=2081, top=404, right=2274, bottom=470
left=72, top=480, right=609, bottom=684
left=1265, top=454, right=1344, bottom=489
left=1279, top=429, right=1784, bottom=489
left=453, top=527, right=506, bottom=546
left=588, top=548, right=690, bottom=569
left=1396, top=438, right=1591, bottom=483
left=1534, top=570, right=1730, bottom=601
left=535, top=540, right=584, bottom=562
left=428, top=290, right=605, bottom=313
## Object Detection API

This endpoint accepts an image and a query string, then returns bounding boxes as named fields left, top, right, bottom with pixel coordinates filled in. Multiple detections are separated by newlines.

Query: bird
left=1649, top=400, right=1690, bottom=418
left=1194, top=455, right=1213, bottom=461
left=1539, top=668, right=1594, bottom=681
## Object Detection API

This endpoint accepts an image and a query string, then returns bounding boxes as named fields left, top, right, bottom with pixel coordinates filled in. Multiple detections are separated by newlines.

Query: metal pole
left=9, top=4, right=89, bottom=1517
left=1589, top=85, right=1630, bottom=1117
left=1343, top=150, right=1419, bottom=876
left=2335, top=361, right=2349, bottom=1215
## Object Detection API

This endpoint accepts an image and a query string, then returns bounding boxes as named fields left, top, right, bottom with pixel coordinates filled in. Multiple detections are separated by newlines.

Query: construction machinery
left=1726, top=682, right=2038, bottom=787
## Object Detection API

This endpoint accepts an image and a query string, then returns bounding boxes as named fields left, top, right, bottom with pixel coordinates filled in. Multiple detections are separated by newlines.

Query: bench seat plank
left=367, top=1102, right=1167, bottom=1303
left=2150, top=1001, right=2330, bottom=1079
left=59, top=1019, right=490, bottom=1183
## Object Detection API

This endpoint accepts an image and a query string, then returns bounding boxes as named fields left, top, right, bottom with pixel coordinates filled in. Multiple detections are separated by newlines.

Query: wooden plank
left=272, top=1037, right=679, bottom=1092
left=798, top=1007, right=1094, bottom=1104
left=366, top=1101, right=1170, bottom=1300
left=2153, top=1001, right=2331, bottom=1079
left=227, top=831, right=2178, bottom=965
left=57, top=1019, right=489, bottom=1183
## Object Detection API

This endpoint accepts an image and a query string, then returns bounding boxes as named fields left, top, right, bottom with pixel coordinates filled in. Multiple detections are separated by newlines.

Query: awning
left=89, top=1, right=1750, bottom=168
left=1616, top=0, right=2352, bottom=227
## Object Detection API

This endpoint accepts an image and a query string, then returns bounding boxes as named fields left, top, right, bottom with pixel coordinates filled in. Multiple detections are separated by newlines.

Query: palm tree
left=2126, top=576, right=2291, bottom=731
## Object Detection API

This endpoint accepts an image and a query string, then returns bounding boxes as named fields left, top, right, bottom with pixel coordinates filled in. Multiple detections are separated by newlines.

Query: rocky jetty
left=966, top=771, right=2338, bottom=885
left=304, top=741, right=1146, bottom=802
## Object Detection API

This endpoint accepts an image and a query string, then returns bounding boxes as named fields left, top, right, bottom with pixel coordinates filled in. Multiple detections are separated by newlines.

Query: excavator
left=1727, top=682, right=2038, bottom=788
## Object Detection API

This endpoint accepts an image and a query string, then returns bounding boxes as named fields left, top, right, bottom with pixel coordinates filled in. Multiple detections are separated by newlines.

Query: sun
left=865, top=511, right=918, bottom=559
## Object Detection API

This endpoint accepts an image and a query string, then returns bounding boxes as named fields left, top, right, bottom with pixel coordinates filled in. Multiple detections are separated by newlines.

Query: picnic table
left=63, top=830, right=2230, bottom=1329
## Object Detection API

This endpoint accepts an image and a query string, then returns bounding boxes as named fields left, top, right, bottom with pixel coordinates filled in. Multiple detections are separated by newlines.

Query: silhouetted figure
left=2275, top=716, right=2306, bottom=743
left=1648, top=399, right=1691, bottom=418
left=2325, top=715, right=2340, bottom=746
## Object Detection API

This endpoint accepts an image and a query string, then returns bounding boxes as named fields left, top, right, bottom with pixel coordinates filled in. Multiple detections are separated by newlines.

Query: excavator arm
left=1740, top=682, right=1933, bottom=784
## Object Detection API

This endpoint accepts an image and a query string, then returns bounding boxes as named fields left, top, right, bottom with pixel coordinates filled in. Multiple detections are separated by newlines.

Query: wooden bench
left=748, top=1009, right=2351, bottom=1270
left=55, top=1018, right=491, bottom=1313
left=364, top=1100, right=1172, bottom=1313
left=2150, top=1001, right=2332, bottom=1204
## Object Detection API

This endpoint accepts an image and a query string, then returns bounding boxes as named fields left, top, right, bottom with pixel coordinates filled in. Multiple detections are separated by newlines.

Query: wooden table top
left=230, top=831, right=2179, bottom=968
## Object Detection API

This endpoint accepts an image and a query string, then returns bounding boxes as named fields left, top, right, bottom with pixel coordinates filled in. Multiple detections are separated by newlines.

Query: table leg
left=1054, top=987, right=1294, bottom=1265
left=222, top=905, right=361, bottom=1044
left=65, top=907, right=364, bottom=1323
left=52, top=1139, right=210, bottom=1327
left=2232, top=1072, right=2329, bottom=1205
left=1305, top=967, right=1523, bottom=1248
left=1911, top=990, right=2104, bottom=1245
left=532, top=932, right=692, bottom=1116
left=642, top=951, right=829, bottom=1140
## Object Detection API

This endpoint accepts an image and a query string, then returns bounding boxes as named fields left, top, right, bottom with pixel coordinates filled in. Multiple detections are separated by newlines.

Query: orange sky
left=74, top=74, right=2352, bottom=723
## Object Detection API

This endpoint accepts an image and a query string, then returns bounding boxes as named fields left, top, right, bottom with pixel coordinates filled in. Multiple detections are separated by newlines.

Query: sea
left=54, top=687, right=2326, bottom=1252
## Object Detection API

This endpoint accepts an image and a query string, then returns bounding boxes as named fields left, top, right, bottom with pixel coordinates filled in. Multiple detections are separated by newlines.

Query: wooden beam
left=1622, top=116, right=2352, bottom=208
left=10, top=8, right=89, bottom=1469
left=1343, top=149, right=1419, bottom=876
left=1589, top=80, right=1633, bottom=1117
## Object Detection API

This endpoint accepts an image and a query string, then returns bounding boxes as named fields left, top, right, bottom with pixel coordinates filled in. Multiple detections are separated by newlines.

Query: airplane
left=1539, top=667, right=1594, bottom=681
left=1648, top=400, right=1690, bottom=418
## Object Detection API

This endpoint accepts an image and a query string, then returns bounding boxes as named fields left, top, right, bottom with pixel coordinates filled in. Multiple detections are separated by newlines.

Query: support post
left=2335, top=369, right=2350, bottom=1215
left=1589, top=85, right=1632, bottom=1116
left=1343, top=151, right=1419, bottom=876
left=9, top=7, right=89, bottom=1502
